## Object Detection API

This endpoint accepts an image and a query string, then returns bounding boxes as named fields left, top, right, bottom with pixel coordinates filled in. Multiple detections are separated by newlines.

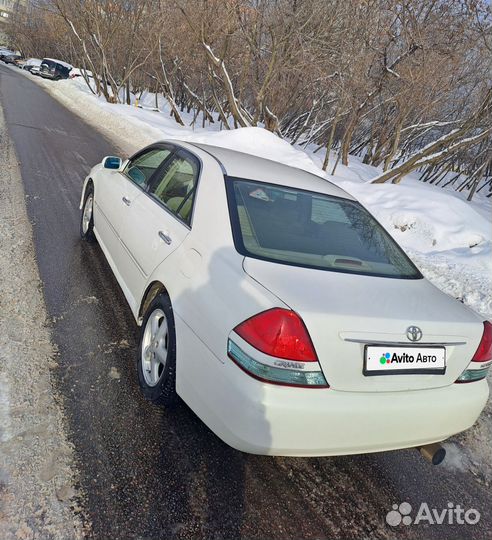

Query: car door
left=118, top=148, right=201, bottom=304
left=94, top=146, right=173, bottom=302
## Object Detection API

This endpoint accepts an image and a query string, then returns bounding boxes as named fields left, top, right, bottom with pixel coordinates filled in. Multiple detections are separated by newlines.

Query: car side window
left=123, top=148, right=171, bottom=188
left=148, top=153, right=199, bottom=226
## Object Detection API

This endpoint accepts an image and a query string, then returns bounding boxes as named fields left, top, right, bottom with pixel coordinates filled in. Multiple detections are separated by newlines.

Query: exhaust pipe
left=417, top=443, right=446, bottom=465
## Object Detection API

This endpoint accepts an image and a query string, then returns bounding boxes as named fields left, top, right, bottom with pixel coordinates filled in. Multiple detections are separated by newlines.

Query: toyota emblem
left=406, top=326, right=423, bottom=342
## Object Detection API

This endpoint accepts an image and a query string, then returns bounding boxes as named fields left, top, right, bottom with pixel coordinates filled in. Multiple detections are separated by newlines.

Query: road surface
left=0, top=63, right=490, bottom=540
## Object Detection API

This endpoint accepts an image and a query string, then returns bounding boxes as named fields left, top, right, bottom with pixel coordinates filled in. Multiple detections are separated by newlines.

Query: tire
left=80, top=184, right=96, bottom=242
left=137, top=293, right=178, bottom=407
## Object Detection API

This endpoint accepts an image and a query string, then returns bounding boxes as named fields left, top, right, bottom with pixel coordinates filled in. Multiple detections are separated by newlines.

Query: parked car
left=0, top=49, right=15, bottom=61
left=39, top=57, right=72, bottom=80
left=79, top=141, right=490, bottom=457
left=0, top=51, right=21, bottom=64
left=1, top=53, right=22, bottom=65
left=69, top=67, right=94, bottom=80
left=22, top=58, right=42, bottom=72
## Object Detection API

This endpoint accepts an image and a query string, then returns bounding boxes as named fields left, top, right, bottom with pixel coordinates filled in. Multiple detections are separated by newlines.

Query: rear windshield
left=226, top=178, right=421, bottom=279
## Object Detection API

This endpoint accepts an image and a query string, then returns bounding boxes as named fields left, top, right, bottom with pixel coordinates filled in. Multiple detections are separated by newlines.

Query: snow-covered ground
left=15, top=68, right=492, bottom=479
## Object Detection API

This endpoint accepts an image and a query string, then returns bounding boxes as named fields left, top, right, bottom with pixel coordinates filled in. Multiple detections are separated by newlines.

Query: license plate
left=364, top=345, right=446, bottom=375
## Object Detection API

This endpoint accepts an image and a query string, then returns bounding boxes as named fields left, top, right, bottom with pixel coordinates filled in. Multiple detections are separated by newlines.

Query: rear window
left=226, top=179, right=421, bottom=279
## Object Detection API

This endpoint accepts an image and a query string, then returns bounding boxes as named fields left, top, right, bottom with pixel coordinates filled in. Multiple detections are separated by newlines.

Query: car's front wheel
left=137, top=293, right=178, bottom=407
left=80, top=184, right=96, bottom=242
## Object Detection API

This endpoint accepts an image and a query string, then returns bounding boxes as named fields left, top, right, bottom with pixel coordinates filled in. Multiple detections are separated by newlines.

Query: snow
left=184, top=126, right=323, bottom=175
left=401, top=120, right=457, bottom=132
left=69, top=68, right=94, bottom=78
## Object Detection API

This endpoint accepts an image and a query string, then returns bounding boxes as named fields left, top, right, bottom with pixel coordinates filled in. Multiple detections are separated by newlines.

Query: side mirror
left=102, top=156, right=122, bottom=170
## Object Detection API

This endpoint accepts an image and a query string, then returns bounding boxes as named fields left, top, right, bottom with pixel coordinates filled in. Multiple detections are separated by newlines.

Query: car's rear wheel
left=80, top=184, right=96, bottom=242
left=137, top=293, right=178, bottom=407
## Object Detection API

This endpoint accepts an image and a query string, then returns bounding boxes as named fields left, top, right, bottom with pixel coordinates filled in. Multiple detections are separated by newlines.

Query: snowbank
left=182, top=127, right=323, bottom=176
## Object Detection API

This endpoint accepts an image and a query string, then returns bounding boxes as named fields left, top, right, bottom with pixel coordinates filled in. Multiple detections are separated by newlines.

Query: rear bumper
left=176, top=318, right=489, bottom=456
left=221, top=373, right=488, bottom=457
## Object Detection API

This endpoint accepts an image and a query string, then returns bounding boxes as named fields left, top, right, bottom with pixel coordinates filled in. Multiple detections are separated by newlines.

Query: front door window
left=124, top=148, right=172, bottom=188
left=148, top=153, right=199, bottom=225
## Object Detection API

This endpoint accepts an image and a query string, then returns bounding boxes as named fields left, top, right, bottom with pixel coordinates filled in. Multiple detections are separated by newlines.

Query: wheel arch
left=138, top=281, right=170, bottom=325
left=79, top=177, right=94, bottom=210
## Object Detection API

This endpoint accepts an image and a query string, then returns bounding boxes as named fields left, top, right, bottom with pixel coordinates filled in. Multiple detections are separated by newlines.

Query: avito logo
left=379, top=352, right=437, bottom=365
left=379, top=352, right=391, bottom=365
left=386, top=502, right=481, bottom=526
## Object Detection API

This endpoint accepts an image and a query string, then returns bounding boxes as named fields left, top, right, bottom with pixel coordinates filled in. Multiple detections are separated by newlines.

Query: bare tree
left=6, top=0, right=491, bottom=198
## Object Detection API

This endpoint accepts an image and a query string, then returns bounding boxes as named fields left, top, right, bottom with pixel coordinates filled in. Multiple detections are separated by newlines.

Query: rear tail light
left=234, top=308, right=317, bottom=361
left=471, top=321, right=492, bottom=362
left=456, top=321, right=492, bottom=383
left=228, top=308, right=328, bottom=387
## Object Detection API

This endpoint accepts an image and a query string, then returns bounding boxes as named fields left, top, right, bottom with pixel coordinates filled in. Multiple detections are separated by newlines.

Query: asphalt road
left=1, top=64, right=490, bottom=540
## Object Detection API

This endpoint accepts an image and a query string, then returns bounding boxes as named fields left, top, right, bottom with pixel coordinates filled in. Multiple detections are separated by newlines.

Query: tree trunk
left=371, top=128, right=491, bottom=184
left=382, top=118, right=403, bottom=171
left=322, top=109, right=340, bottom=171
left=202, top=41, right=250, bottom=128
left=467, top=160, right=489, bottom=201
left=126, top=79, right=131, bottom=105
left=341, top=116, right=357, bottom=166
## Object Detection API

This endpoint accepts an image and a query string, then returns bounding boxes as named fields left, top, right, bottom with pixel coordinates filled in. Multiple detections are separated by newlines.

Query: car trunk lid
left=243, top=258, right=482, bottom=392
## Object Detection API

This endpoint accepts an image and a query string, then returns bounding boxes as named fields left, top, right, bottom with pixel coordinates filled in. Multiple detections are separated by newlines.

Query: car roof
left=42, top=58, right=72, bottom=69
left=179, top=141, right=355, bottom=201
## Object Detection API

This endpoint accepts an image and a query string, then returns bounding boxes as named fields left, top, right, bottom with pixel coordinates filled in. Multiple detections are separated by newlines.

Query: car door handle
left=122, top=196, right=131, bottom=206
left=158, top=231, right=172, bottom=245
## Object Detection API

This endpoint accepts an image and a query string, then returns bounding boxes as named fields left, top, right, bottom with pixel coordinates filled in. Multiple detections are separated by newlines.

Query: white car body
left=22, top=58, right=42, bottom=70
left=80, top=140, right=489, bottom=456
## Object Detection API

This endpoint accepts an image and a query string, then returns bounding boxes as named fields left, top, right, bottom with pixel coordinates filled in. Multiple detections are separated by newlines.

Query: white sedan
left=79, top=141, right=490, bottom=457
